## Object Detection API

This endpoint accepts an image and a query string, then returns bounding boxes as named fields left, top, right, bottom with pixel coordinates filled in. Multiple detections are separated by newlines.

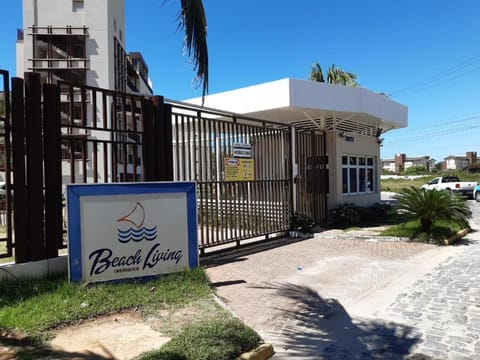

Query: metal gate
left=168, top=102, right=292, bottom=253
left=1, top=68, right=328, bottom=262
left=295, top=130, right=328, bottom=224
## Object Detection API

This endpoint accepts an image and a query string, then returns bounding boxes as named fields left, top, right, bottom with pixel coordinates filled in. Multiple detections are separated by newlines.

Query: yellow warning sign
left=224, top=158, right=255, bottom=181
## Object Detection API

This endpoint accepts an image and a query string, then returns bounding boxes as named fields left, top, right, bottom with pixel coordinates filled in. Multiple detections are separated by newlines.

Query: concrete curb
left=443, top=228, right=470, bottom=245
left=237, top=343, right=275, bottom=360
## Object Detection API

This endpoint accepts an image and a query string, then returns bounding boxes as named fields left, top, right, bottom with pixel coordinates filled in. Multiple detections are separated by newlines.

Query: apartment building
left=382, top=153, right=435, bottom=173
left=443, top=151, right=477, bottom=170
left=16, top=0, right=152, bottom=183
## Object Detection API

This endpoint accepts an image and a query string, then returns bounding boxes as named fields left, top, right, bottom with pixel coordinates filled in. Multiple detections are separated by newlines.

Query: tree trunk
left=420, top=218, right=432, bottom=231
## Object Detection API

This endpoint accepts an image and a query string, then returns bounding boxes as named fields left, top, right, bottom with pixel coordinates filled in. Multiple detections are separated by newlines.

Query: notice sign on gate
left=67, top=182, right=198, bottom=284
left=224, top=158, right=255, bottom=181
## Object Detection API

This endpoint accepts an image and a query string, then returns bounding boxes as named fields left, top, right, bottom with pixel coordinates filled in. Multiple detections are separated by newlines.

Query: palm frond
left=309, top=62, right=325, bottom=83
left=178, top=0, right=209, bottom=103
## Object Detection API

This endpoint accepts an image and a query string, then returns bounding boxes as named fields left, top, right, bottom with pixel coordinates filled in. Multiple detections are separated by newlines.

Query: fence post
left=24, top=72, right=46, bottom=261
left=1, top=70, right=13, bottom=258
left=141, top=99, right=155, bottom=181
left=163, top=103, right=173, bottom=181
left=43, top=83, right=62, bottom=258
left=152, top=96, right=173, bottom=181
left=11, top=77, right=28, bottom=263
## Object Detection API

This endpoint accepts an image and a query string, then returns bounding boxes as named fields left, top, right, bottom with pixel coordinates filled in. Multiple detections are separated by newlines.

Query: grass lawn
left=0, top=269, right=262, bottom=360
left=381, top=172, right=480, bottom=193
left=380, top=219, right=466, bottom=244
left=381, top=177, right=435, bottom=193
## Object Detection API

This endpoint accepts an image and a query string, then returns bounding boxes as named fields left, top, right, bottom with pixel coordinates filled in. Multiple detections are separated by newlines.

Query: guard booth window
left=342, top=155, right=375, bottom=194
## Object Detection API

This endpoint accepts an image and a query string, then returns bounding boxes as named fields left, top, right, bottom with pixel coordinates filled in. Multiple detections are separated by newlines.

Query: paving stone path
left=386, top=218, right=480, bottom=359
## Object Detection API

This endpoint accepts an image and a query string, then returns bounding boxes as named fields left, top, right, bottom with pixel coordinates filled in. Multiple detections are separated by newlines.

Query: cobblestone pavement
left=385, top=205, right=480, bottom=359
left=203, top=200, right=480, bottom=359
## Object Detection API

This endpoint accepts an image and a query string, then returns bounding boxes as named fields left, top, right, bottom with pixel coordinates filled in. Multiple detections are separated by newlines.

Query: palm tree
left=309, top=62, right=358, bottom=87
left=309, top=62, right=325, bottom=83
left=393, top=187, right=472, bottom=232
left=178, top=0, right=209, bottom=101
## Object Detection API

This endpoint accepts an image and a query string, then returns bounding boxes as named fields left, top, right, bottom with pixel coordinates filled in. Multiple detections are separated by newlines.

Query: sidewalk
left=203, top=222, right=475, bottom=359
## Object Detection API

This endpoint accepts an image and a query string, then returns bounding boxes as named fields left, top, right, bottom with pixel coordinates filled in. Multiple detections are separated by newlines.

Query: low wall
left=0, top=255, right=68, bottom=281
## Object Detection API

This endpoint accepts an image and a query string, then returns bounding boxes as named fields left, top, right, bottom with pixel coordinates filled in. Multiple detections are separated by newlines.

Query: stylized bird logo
left=117, top=202, right=145, bottom=228
left=116, top=202, right=157, bottom=243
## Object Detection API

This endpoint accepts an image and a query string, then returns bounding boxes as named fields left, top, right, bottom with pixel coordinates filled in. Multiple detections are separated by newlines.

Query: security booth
left=185, top=78, right=407, bottom=223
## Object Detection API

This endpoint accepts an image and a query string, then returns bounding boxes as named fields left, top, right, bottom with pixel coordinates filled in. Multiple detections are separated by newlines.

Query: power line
left=386, top=123, right=480, bottom=145
left=389, top=53, right=480, bottom=97
left=403, top=113, right=480, bottom=133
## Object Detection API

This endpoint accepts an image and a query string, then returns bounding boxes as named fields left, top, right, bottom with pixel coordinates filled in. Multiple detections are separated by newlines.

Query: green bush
left=401, top=166, right=428, bottom=175
left=328, top=202, right=393, bottom=228
left=289, top=212, right=314, bottom=232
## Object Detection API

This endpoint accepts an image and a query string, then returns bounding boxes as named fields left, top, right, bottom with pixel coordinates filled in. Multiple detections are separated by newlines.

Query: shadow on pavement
left=201, top=236, right=312, bottom=269
left=0, top=333, right=115, bottom=360
left=256, top=283, right=423, bottom=359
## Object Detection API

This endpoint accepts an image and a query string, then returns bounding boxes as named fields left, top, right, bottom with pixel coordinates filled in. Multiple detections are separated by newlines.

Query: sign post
left=67, top=182, right=198, bottom=284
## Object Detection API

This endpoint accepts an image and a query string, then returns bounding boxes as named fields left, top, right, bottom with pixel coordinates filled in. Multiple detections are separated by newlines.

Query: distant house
left=443, top=152, right=477, bottom=170
left=382, top=153, right=435, bottom=173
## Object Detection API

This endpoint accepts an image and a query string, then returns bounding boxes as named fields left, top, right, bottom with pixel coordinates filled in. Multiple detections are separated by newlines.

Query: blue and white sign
left=67, top=182, right=198, bottom=283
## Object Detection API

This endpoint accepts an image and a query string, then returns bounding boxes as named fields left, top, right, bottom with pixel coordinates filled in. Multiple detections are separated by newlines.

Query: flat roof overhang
left=185, top=78, right=408, bottom=136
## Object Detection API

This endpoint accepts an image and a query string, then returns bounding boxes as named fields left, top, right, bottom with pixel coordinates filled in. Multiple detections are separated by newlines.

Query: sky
left=1, top=0, right=479, bottom=162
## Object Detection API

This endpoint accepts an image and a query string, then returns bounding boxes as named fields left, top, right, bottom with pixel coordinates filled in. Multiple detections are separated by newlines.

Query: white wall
left=0, top=256, right=67, bottom=281
left=328, top=131, right=381, bottom=208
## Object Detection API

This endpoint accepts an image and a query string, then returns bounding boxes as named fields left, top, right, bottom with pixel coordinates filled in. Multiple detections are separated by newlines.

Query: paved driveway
left=203, top=200, right=480, bottom=359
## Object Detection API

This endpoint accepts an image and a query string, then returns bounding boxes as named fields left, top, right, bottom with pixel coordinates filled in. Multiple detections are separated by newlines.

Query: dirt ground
left=0, top=312, right=168, bottom=360
left=0, top=298, right=222, bottom=360
left=50, top=312, right=170, bottom=359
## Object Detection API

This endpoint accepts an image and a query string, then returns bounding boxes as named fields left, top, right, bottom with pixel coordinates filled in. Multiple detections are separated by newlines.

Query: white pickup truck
left=421, top=176, right=477, bottom=197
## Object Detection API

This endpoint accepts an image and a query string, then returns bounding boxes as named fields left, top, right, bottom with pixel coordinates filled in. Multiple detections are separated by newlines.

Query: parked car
left=474, top=184, right=480, bottom=202
left=421, top=176, right=478, bottom=198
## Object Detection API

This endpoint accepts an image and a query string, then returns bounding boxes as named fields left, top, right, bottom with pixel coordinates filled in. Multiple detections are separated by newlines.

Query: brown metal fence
left=168, top=102, right=293, bottom=253
left=5, top=72, right=171, bottom=263
left=295, top=130, right=328, bottom=224
left=1, top=69, right=328, bottom=262
left=0, top=70, right=13, bottom=259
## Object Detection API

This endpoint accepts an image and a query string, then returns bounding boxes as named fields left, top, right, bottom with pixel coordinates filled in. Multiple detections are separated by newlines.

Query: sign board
left=224, top=158, right=255, bottom=181
left=232, top=143, right=252, bottom=158
left=67, top=182, right=198, bottom=283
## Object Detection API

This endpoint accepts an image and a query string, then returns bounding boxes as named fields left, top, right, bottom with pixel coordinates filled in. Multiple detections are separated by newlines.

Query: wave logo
left=117, top=202, right=157, bottom=243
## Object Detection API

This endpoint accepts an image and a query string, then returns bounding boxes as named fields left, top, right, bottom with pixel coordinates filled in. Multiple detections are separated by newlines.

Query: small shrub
left=394, top=187, right=472, bottom=232
left=328, top=203, right=362, bottom=227
left=289, top=212, right=314, bottom=232
left=364, top=202, right=392, bottom=221
left=328, top=202, right=394, bottom=228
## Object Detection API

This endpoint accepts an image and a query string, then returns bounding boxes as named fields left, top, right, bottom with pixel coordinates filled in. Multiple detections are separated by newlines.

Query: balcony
left=28, top=58, right=89, bottom=70
left=28, top=26, right=88, bottom=36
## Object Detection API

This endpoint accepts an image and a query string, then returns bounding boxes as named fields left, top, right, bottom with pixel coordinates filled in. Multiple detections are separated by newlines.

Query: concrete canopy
left=185, top=78, right=408, bottom=136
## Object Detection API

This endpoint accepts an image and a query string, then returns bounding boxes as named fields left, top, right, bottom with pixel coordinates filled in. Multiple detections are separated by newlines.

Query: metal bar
left=25, top=72, right=46, bottom=261
left=111, top=94, right=118, bottom=182
left=212, top=121, right=219, bottom=244
left=80, top=86, right=88, bottom=183
left=142, top=100, right=155, bottom=181
left=186, top=115, right=192, bottom=180
left=163, top=103, right=174, bottom=181
left=43, top=84, right=62, bottom=257
left=11, top=77, right=28, bottom=263
left=0, top=70, right=12, bottom=258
